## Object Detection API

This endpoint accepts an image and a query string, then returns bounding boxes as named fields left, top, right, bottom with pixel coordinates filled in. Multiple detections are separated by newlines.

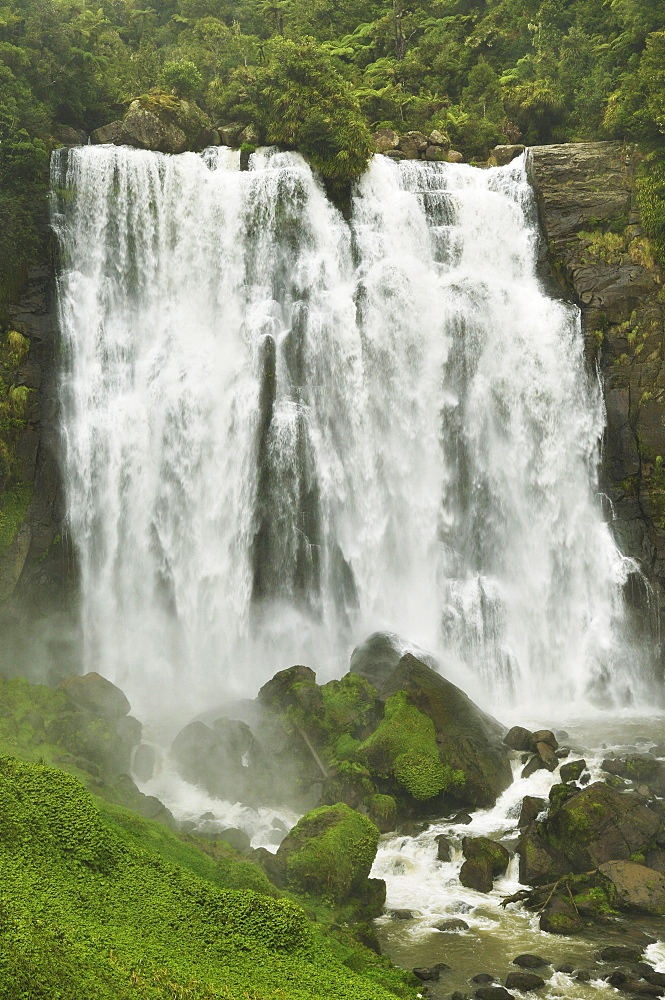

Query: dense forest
left=0, top=0, right=663, bottom=305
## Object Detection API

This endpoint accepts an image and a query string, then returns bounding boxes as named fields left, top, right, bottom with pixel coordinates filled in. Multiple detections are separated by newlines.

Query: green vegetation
left=0, top=752, right=418, bottom=1000
left=357, top=690, right=464, bottom=800
left=280, top=802, right=380, bottom=902
left=0, top=675, right=419, bottom=998
left=0, top=0, right=663, bottom=304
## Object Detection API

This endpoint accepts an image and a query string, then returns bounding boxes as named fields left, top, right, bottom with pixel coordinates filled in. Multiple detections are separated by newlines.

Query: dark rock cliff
left=0, top=260, right=75, bottom=680
left=529, top=141, right=665, bottom=634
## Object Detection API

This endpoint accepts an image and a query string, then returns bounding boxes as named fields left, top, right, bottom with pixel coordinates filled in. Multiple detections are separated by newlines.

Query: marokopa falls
left=51, top=145, right=650, bottom=719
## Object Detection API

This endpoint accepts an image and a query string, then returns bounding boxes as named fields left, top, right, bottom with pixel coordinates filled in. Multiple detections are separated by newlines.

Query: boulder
left=460, top=856, right=494, bottom=892
left=276, top=802, right=380, bottom=906
left=398, top=131, right=428, bottom=158
left=460, top=836, right=510, bottom=893
left=218, top=827, right=251, bottom=853
left=376, top=654, right=512, bottom=807
left=521, top=755, right=547, bottom=779
left=373, top=129, right=400, bottom=153
left=59, top=672, right=130, bottom=718
left=602, top=756, right=665, bottom=795
left=598, top=861, right=665, bottom=916
left=535, top=741, right=558, bottom=771
left=90, top=121, right=123, bottom=144
left=490, top=144, right=525, bottom=166
left=428, top=129, right=449, bottom=147
left=258, top=664, right=323, bottom=716
left=560, top=759, right=586, bottom=784
left=171, top=718, right=254, bottom=802
left=120, top=104, right=188, bottom=153
left=505, top=972, right=545, bottom=991
left=512, top=955, right=549, bottom=969
left=503, top=726, right=533, bottom=751
left=217, top=122, right=248, bottom=145
left=463, top=836, right=510, bottom=875
left=532, top=730, right=558, bottom=750
left=518, top=796, right=545, bottom=829
left=436, top=917, right=469, bottom=931
left=520, top=782, right=661, bottom=884
left=475, top=988, right=515, bottom=1000
left=539, top=895, right=583, bottom=934
left=436, top=833, right=452, bottom=861
left=447, top=150, right=463, bottom=163
left=599, top=946, right=643, bottom=963
left=425, top=145, right=447, bottom=161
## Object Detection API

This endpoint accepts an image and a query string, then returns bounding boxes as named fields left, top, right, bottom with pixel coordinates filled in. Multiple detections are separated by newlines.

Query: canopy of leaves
left=0, top=0, right=663, bottom=298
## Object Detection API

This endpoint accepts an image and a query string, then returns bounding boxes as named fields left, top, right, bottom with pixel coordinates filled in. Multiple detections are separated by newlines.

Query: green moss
left=281, top=803, right=380, bottom=904
left=356, top=691, right=463, bottom=801
left=0, top=482, right=31, bottom=555
left=366, top=794, right=397, bottom=825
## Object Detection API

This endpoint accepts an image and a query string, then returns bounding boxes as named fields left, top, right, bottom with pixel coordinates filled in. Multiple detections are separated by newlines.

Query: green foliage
left=0, top=754, right=416, bottom=1000
left=636, top=155, right=665, bottom=267
left=160, top=58, right=203, bottom=97
left=357, top=691, right=463, bottom=801
left=0, top=482, right=30, bottom=555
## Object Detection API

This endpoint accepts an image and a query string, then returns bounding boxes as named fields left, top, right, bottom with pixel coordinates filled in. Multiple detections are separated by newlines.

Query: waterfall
left=51, top=144, right=650, bottom=718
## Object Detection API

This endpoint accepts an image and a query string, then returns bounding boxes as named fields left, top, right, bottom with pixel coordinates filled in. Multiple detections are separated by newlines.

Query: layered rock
left=529, top=141, right=665, bottom=627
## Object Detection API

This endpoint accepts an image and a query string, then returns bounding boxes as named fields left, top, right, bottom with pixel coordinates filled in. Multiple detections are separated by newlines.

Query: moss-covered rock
left=376, top=654, right=512, bottom=807
left=357, top=690, right=461, bottom=802
left=459, top=836, right=510, bottom=893
left=519, top=781, right=662, bottom=885
left=276, top=802, right=380, bottom=905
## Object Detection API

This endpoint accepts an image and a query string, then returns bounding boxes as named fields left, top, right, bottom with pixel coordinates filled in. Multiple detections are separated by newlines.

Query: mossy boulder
left=171, top=717, right=257, bottom=803
left=598, top=860, right=665, bottom=916
left=105, top=90, right=215, bottom=153
left=602, top=755, right=665, bottom=794
left=376, top=654, right=512, bottom=807
left=459, top=836, right=510, bottom=893
left=519, top=782, right=662, bottom=885
left=356, top=690, right=462, bottom=802
left=276, top=802, right=381, bottom=906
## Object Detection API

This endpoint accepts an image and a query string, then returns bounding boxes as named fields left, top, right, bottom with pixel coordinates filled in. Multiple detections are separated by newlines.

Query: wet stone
left=436, top=918, right=469, bottom=932
left=436, top=834, right=452, bottom=861
left=503, top=726, right=533, bottom=751
left=472, top=973, right=494, bottom=983
left=559, top=758, right=587, bottom=783
left=390, top=909, right=415, bottom=919
left=475, top=989, right=515, bottom=1000
left=599, top=947, right=643, bottom=963
left=576, top=971, right=591, bottom=981
left=505, top=971, right=546, bottom=991
left=555, top=964, right=575, bottom=974
left=512, top=955, right=549, bottom=968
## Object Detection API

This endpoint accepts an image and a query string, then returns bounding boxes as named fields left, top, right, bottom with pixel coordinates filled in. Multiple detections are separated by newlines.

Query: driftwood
left=501, top=870, right=598, bottom=911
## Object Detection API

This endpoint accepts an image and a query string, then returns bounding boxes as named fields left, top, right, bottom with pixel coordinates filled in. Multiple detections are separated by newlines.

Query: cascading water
left=51, top=144, right=652, bottom=720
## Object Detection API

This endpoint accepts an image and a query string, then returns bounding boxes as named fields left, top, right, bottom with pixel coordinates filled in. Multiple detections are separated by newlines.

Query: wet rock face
left=529, top=141, right=665, bottom=625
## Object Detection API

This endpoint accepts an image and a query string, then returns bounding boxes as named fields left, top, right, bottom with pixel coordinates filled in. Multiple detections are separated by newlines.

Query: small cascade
left=51, top=144, right=653, bottom=718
